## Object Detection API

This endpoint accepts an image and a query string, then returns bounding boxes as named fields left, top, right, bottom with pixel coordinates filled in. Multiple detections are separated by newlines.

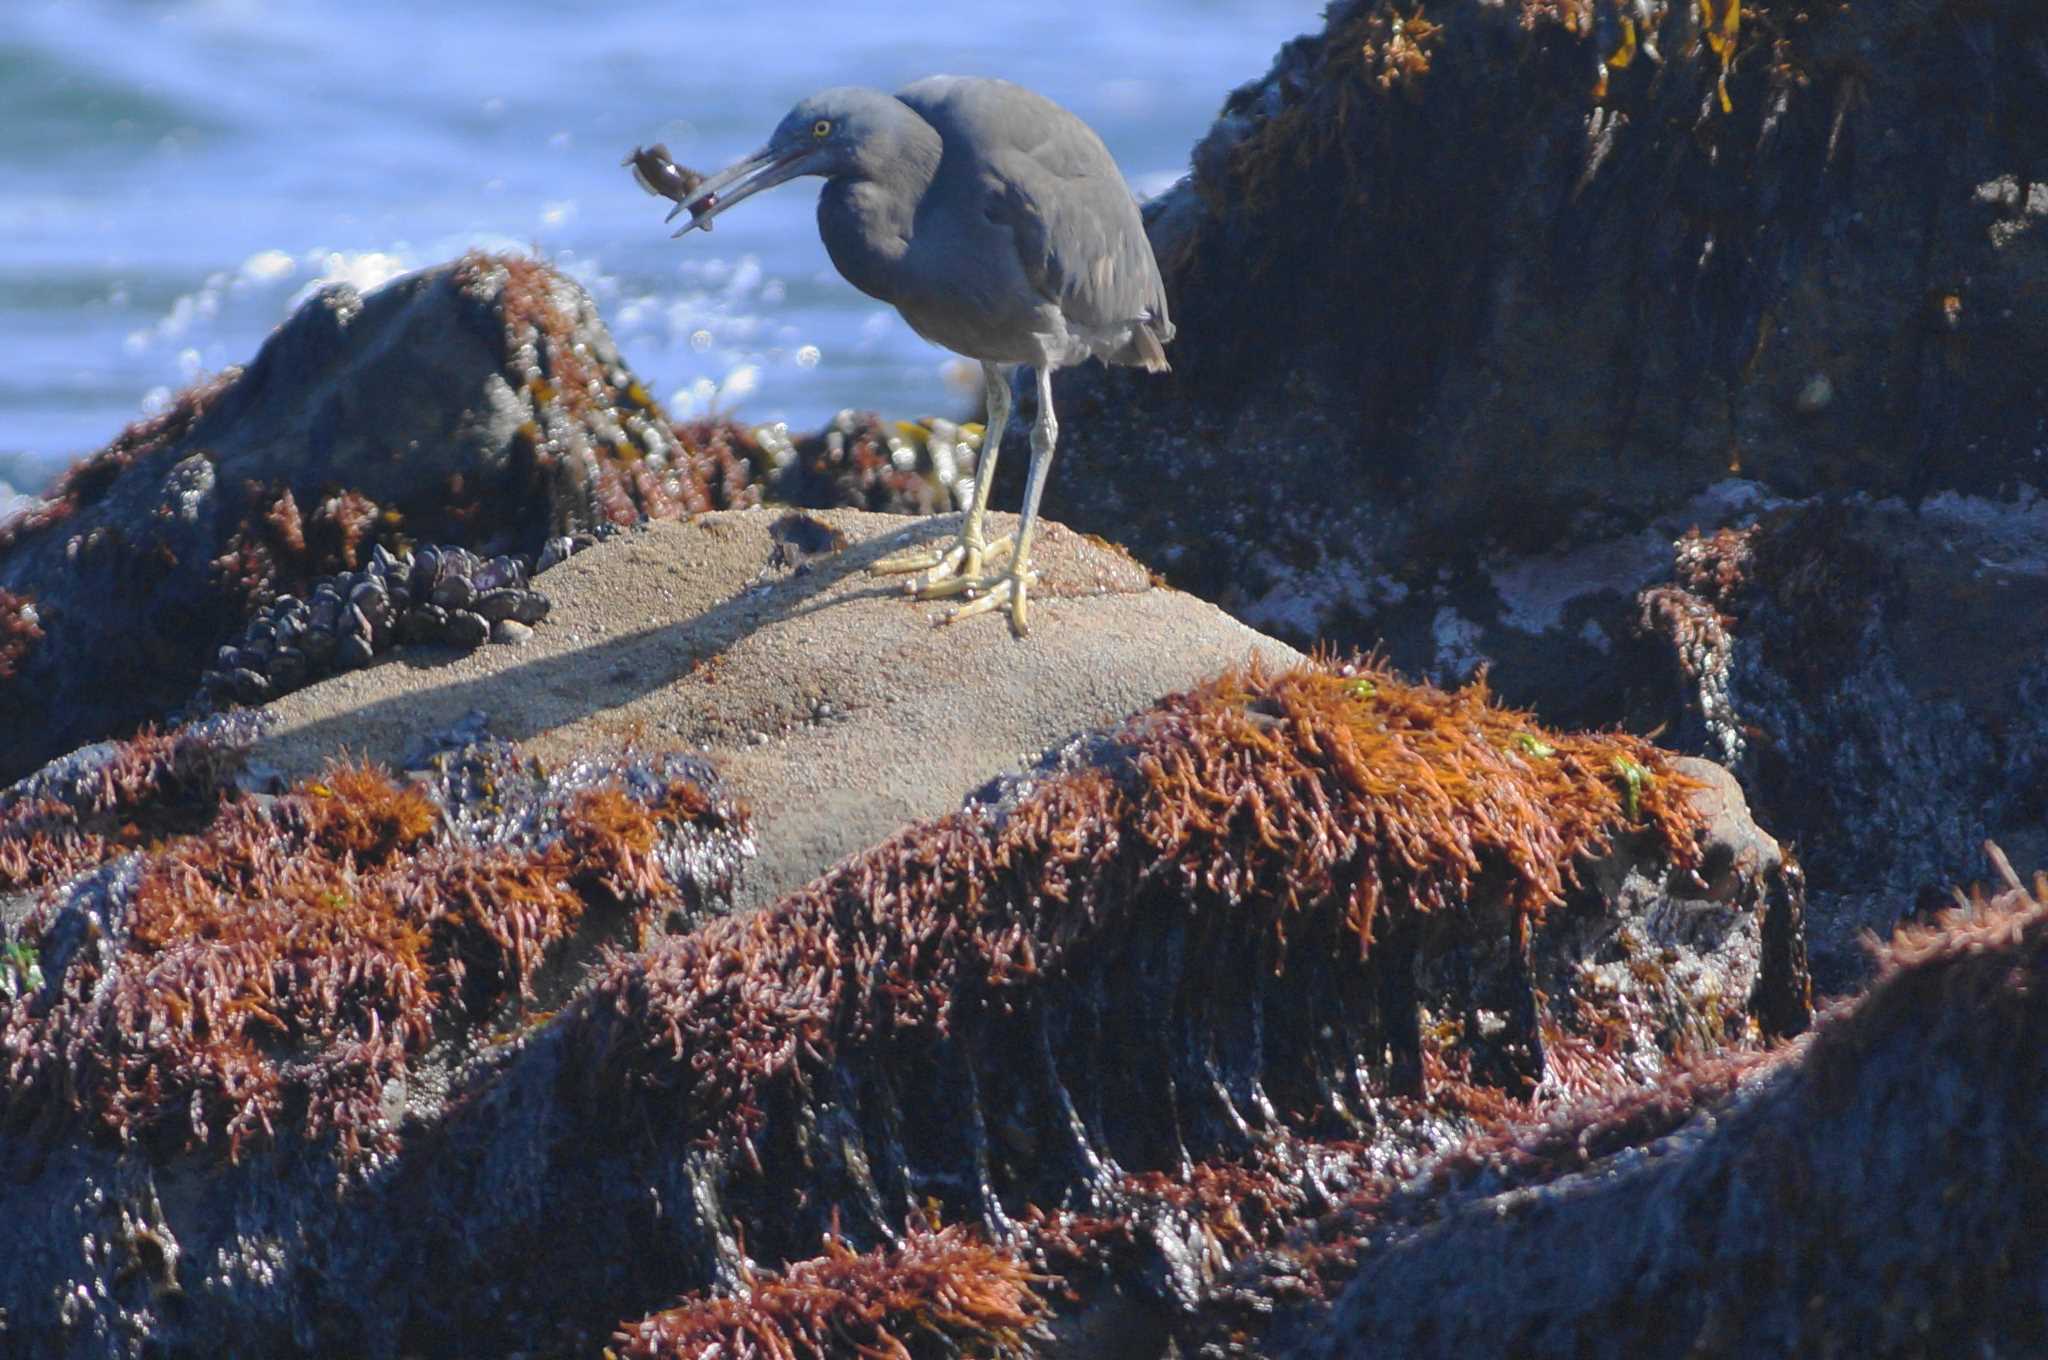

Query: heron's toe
left=869, top=544, right=947, bottom=576
left=885, top=534, right=1017, bottom=598
left=938, top=568, right=1036, bottom=637
left=908, top=571, right=992, bottom=600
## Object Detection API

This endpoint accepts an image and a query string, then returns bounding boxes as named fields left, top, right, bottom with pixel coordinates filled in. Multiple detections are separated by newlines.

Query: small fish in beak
left=623, top=144, right=718, bottom=229
left=658, top=145, right=817, bottom=237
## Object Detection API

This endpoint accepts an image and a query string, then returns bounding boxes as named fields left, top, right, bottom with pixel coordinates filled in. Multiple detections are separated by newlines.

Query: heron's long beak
left=671, top=145, right=813, bottom=236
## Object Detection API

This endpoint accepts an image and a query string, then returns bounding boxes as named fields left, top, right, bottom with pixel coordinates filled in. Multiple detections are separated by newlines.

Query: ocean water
left=0, top=0, right=1317, bottom=516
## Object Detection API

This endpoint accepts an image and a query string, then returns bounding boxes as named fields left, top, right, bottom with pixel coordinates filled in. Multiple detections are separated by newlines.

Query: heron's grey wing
left=988, top=151, right=1170, bottom=334
left=898, top=77, right=1173, bottom=346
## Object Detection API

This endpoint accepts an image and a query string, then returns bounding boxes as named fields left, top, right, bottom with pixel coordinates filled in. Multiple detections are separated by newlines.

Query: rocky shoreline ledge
left=5, top=0, right=2047, bottom=1354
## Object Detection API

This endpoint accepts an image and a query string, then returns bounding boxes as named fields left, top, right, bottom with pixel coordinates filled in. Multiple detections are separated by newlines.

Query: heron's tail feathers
left=1131, top=321, right=1171, bottom=374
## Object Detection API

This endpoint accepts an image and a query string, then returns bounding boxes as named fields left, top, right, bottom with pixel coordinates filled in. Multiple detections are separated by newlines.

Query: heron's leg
left=945, top=366, right=1055, bottom=637
left=869, top=361, right=1014, bottom=586
left=954, top=361, right=1015, bottom=565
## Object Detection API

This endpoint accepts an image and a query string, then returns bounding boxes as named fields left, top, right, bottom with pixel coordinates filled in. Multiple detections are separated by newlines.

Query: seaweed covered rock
left=441, top=664, right=1786, bottom=1353
left=0, top=252, right=757, bottom=784
left=0, top=713, right=269, bottom=909
left=0, top=719, right=750, bottom=1355
left=0, top=657, right=1793, bottom=1358
left=1629, top=491, right=2048, bottom=991
left=1248, top=864, right=2048, bottom=1359
left=0, top=722, right=749, bottom=1163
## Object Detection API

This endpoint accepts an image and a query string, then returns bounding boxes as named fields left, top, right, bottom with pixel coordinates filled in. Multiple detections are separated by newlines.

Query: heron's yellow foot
left=940, top=565, right=1037, bottom=638
left=870, top=532, right=1015, bottom=597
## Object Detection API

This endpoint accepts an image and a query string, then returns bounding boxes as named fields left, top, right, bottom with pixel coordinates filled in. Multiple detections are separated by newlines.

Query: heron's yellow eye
left=813, top=119, right=832, bottom=139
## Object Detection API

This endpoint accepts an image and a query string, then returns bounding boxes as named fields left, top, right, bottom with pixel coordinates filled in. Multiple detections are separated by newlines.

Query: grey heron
left=631, top=76, right=1174, bottom=636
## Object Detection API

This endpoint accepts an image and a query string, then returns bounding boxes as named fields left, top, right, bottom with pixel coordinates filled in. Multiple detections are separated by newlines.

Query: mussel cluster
left=197, top=538, right=589, bottom=709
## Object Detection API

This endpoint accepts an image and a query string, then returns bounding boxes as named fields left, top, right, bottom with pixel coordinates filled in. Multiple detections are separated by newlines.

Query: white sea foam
left=291, top=249, right=413, bottom=304
left=667, top=376, right=718, bottom=418
left=123, top=247, right=410, bottom=363
left=718, top=365, right=759, bottom=407
left=240, top=249, right=296, bottom=284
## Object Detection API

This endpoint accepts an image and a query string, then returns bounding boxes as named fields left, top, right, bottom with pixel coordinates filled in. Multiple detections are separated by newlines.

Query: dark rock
left=1630, top=491, right=2048, bottom=992
left=334, top=636, right=374, bottom=671
left=443, top=610, right=490, bottom=648
left=1264, top=882, right=2048, bottom=1360
left=1017, top=0, right=2048, bottom=648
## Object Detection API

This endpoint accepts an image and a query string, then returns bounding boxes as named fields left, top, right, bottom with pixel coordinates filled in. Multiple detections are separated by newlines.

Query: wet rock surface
left=1255, top=878, right=2048, bottom=1360
left=0, top=653, right=1792, bottom=1358
left=1628, top=491, right=2048, bottom=991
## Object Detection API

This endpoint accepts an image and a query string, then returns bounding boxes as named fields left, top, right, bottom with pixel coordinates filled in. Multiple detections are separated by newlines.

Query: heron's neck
left=817, top=108, right=941, bottom=301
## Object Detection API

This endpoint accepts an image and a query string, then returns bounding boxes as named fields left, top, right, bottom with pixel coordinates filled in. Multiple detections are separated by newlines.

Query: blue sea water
left=0, top=0, right=1317, bottom=518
